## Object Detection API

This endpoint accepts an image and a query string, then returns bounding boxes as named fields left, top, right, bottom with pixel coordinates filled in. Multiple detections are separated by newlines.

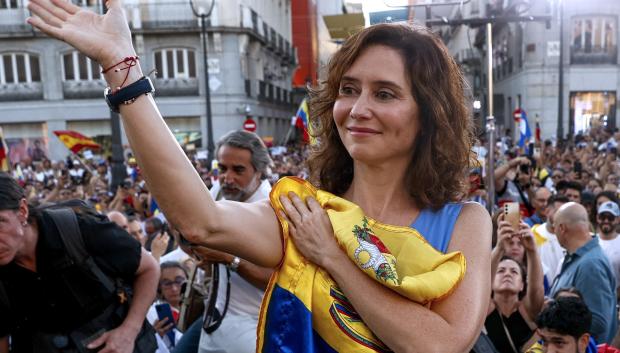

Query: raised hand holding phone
left=503, top=202, right=520, bottom=231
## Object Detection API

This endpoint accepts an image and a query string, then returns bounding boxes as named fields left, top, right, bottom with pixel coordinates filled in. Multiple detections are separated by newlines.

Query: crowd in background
left=469, top=123, right=620, bottom=352
left=8, top=123, right=620, bottom=352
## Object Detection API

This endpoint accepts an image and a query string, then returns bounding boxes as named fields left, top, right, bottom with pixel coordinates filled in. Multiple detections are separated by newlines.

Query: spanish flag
left=53, top=130, right=101, bottom=154
left=0, top=127, right=9, bottom=172
left=257, top=177, right=466, bottom=352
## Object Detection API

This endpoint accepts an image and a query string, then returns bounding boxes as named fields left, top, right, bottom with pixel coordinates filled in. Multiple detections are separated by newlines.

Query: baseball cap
left=598, top=201, right=620, bottom=217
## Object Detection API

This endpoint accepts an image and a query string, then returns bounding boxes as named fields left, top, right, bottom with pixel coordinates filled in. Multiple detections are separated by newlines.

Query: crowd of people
left=464, top=124, right=620, bottom=352
left=1, top=1, right=618, bottom=352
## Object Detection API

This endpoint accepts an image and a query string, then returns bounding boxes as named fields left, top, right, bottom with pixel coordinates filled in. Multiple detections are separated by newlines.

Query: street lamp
left=189, top=0, right=216, bottom=167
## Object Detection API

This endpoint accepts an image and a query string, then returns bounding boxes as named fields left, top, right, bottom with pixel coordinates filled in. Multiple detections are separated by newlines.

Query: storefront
left=570, top=91, right=617, bottom=135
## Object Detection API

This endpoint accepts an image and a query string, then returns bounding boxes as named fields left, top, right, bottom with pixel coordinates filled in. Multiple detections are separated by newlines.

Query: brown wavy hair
left=306, top=23, right=474, bottom=210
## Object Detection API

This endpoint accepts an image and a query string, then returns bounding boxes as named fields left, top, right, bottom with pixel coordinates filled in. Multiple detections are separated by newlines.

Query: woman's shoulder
left=414, top=202, right=486, bottom=253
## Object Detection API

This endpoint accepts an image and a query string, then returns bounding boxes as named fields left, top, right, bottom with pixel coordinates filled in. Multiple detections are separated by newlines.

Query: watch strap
left=105, top=76, right=154, bottom=113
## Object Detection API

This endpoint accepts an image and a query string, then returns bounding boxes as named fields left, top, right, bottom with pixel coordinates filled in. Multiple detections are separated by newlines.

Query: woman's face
left=493, top=259, right=524, bottom=295
left=332, top=45, right=420, bottom=165
left=159, top=267, right=187, bottom=308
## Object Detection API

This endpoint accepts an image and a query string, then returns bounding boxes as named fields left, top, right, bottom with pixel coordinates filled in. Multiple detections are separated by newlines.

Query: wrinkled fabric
left=256, top=177, right=467, bottom=352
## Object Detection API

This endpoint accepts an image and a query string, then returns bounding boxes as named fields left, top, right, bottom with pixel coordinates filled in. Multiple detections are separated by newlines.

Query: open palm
left=27, top=0, right=135, bottom=68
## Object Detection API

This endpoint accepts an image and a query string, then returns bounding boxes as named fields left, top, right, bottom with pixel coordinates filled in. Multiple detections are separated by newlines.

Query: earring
left=22, top=221, right=28, bottom=227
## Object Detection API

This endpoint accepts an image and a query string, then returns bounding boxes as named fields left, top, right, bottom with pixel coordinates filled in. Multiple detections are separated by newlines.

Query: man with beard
left=596, top=201, right=620, bottom=299
left=188, top=130, right=273, bottom=353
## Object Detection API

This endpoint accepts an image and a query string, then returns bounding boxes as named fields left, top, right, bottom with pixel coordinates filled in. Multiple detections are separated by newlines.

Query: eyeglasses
left=160, top=276, right=186, bottom=288
left=552, top=175, right=563, bottom=179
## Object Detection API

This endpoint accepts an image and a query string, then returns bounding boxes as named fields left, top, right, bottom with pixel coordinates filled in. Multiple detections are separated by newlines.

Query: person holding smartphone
left=146, top=262, right=188, bottom=350
left=486, top=212, right=545, bottom=353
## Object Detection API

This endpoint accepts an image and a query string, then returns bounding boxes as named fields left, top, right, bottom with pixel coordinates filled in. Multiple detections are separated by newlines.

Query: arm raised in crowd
left=520, top=223, right=545, bottom=321
left=494, top=156, right=529, bottom=191
left=26, top=0, right=282, bottom=268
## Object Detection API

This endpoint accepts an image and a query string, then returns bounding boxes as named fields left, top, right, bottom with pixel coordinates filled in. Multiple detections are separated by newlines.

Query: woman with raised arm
left=27, top=1, right=491, bottom=352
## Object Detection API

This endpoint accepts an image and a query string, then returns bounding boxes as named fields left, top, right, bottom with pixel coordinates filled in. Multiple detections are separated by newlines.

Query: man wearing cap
left=596, top=201, right=620, bottom=298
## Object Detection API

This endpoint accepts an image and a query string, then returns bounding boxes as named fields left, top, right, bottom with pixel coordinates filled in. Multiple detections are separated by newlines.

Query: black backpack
left=1, top=204, right=157, bottom=353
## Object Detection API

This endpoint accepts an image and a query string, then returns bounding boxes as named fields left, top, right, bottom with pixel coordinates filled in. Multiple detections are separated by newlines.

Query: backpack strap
left=0, top=281, right=8, bottom=310
left=44, top=208, right=116, bottom=298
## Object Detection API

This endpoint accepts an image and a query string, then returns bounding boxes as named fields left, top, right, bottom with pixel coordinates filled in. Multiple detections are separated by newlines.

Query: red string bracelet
left=101, top=56, right=140, bottom=93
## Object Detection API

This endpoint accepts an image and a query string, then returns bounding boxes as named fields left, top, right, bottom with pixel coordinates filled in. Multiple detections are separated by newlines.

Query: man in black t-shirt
left=0, top=173, right=160, bottom=353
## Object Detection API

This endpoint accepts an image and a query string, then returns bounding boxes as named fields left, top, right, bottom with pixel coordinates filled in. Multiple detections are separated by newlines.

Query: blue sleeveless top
left=411, top=203, right=464, bottom=253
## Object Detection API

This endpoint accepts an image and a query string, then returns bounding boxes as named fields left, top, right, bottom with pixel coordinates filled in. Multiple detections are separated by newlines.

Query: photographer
left=496, top=156, right=535, bottom=217
left=0, top=173, right=159, bottom=353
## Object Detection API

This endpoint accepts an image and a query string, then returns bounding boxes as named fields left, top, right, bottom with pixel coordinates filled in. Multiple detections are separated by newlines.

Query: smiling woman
left=24, top=3, right=491, bottom=351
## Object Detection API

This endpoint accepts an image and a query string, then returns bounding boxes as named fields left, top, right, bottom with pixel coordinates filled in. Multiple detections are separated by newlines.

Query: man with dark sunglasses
left=596, top=201, right=620, bottom=299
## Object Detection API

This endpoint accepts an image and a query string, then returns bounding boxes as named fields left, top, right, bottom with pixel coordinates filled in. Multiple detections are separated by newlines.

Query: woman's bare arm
left=282, top=196, right=492, bottom=353
left=26, top=0, right=282, bottom=267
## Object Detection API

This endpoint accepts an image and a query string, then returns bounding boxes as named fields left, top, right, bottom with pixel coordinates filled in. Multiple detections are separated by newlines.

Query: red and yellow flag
left=53, top=130, right=101, bottom=154
left=0, top=127, right=9, bottom=172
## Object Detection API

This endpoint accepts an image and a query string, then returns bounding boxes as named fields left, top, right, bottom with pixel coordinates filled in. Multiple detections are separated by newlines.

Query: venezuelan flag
left=295, top=98, right=311, bottom=143
left=0, top=127, right=9, bottom=172
left=257, top=177, right=466, bottom=352
left=53, top=130, right=101, bottom=154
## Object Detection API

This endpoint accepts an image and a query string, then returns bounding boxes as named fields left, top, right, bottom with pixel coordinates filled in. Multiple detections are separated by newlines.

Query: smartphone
left=503, top=202, right=520, bottom=231
left=574, top=161, right=582, bottom=173
left=533, top=147, right=541, bottom=160
left=155, top=303, right=176, bottom=345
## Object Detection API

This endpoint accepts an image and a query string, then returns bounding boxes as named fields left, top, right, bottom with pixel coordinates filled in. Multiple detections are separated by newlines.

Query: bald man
left=550, top=202, right=618, bottom=344
left=107, top=210, right=128, bottom=230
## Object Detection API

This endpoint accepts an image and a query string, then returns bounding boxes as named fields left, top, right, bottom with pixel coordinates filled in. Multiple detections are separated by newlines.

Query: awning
left=322, top=13, right=365, bottom=40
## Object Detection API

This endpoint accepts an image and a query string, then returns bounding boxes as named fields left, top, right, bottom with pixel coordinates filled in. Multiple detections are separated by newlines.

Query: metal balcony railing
left=570, top=45, right=618, bottom=65
left=62, top=80, right=106, bottom=99
left=0, top=82, right=43, bottom=102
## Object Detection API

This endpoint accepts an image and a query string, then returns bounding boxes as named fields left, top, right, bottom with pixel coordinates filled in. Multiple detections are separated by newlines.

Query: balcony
left=131, top=2, right=198, bottom=30
left=62, top=80, right=106, bottom=99
left=0, top=82, right=43, bottom=102
left=570, top=45, right=618, bottom=65
left=245, top=79, right=259, bottom=98
left=152, top=77, right=199, bottom=96
left=0, top=7, right=30, bottom=34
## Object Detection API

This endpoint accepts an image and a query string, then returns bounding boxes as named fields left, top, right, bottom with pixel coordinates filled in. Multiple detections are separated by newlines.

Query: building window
left=0, top=52, right=41, bottom=84
left=62, top=51, right=102, bottom=81
left=571, top=16, right=617, bottom=64
left=0, top=0, right=19, bottom=9
left=154, top=49, right=196, bottom=79
left=71, top=0, right=100, bottom=6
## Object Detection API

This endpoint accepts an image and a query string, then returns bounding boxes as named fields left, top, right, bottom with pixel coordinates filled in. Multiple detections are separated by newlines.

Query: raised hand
left=26, top=0, right=136, bottom=69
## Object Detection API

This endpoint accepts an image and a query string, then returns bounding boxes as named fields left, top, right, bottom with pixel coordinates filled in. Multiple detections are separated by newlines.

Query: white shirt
left=535, top=223, right=565, bottom=285
left=598, top=234, right=620, bottom=289
left=209, top=179, right=272, bottom=318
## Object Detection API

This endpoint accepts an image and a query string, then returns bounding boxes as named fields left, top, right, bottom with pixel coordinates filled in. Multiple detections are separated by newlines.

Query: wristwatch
left=229, top=256, right=241, bottom=272
left=104, top=76, right=155, bottom=113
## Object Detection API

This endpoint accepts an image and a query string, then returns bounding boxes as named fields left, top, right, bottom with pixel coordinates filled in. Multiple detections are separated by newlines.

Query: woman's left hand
left=279, top=192, right=341, bottom=268
left=517, top=222, right=537, bottom=253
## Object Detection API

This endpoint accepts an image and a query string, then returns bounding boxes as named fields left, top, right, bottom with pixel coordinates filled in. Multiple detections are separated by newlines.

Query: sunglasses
left=598, top=213, right=616, bottom=222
